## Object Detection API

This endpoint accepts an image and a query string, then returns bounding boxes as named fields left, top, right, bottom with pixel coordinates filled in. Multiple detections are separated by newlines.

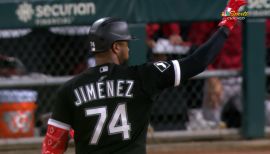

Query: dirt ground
left=147, top=145, right=270, bottom=154
left=148, top=150, right=270, bottom=154
left=147, top=140, right=270, bottom=154
left=0, top=139, right=269, bottom=154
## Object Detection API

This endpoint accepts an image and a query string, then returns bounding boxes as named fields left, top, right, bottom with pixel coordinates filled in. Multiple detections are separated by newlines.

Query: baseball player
left=42, top=0, right=246, bottom=153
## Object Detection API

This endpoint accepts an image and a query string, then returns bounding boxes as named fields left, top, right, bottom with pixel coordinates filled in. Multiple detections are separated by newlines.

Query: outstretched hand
left=227, top=0, right=247, bottom=11
left=219, top=0, right=247, bottom=30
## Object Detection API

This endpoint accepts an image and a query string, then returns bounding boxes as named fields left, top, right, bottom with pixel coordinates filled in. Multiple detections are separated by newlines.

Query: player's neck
left=95, top=52, right=120, bottom=66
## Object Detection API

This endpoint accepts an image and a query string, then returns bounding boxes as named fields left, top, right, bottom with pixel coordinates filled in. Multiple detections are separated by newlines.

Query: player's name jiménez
left=73, top=79, right=134, bottom=106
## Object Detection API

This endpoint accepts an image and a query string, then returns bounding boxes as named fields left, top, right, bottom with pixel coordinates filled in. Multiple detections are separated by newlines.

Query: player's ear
left=112, top=42, right=121, bottom=54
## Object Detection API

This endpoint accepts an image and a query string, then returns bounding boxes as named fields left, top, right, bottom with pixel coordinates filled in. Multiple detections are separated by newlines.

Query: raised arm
left=179, top=0, right=246, bottom=80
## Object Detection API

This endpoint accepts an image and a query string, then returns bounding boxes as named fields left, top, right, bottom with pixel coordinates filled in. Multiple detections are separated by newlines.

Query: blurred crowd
left=145, top=20, right=270, bottom=129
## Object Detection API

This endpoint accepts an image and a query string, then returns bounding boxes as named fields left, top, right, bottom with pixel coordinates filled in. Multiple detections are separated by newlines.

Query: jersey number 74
left=85, top=103, right=131, bottom=145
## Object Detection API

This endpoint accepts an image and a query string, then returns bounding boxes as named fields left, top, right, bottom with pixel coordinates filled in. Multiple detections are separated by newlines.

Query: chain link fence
left=0, top=27, right=91, bottom=76
left=0, top=22, right=269, bottom=137
left=0, top=27, right=92, bottom=136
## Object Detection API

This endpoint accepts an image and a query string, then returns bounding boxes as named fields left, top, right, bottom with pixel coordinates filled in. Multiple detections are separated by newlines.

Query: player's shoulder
left=129, top=61, right=173, bottom=73
left=56, top=72, right=88, bottom=94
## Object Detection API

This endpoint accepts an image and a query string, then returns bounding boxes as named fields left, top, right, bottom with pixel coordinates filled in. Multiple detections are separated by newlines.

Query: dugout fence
left=0, top=0, right=269, bottom=141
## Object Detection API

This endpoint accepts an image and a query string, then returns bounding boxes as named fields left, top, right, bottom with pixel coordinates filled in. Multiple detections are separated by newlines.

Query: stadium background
left=0, top=0, right=270, bottom=153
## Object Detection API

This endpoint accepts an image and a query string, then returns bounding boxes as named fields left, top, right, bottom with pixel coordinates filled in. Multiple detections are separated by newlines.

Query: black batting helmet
left=88, top=17, right=136, bottom=53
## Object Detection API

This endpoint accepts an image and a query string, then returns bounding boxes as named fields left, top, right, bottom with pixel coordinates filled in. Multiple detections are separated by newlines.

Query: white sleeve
left=172, top=60, right=181, bottom=87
